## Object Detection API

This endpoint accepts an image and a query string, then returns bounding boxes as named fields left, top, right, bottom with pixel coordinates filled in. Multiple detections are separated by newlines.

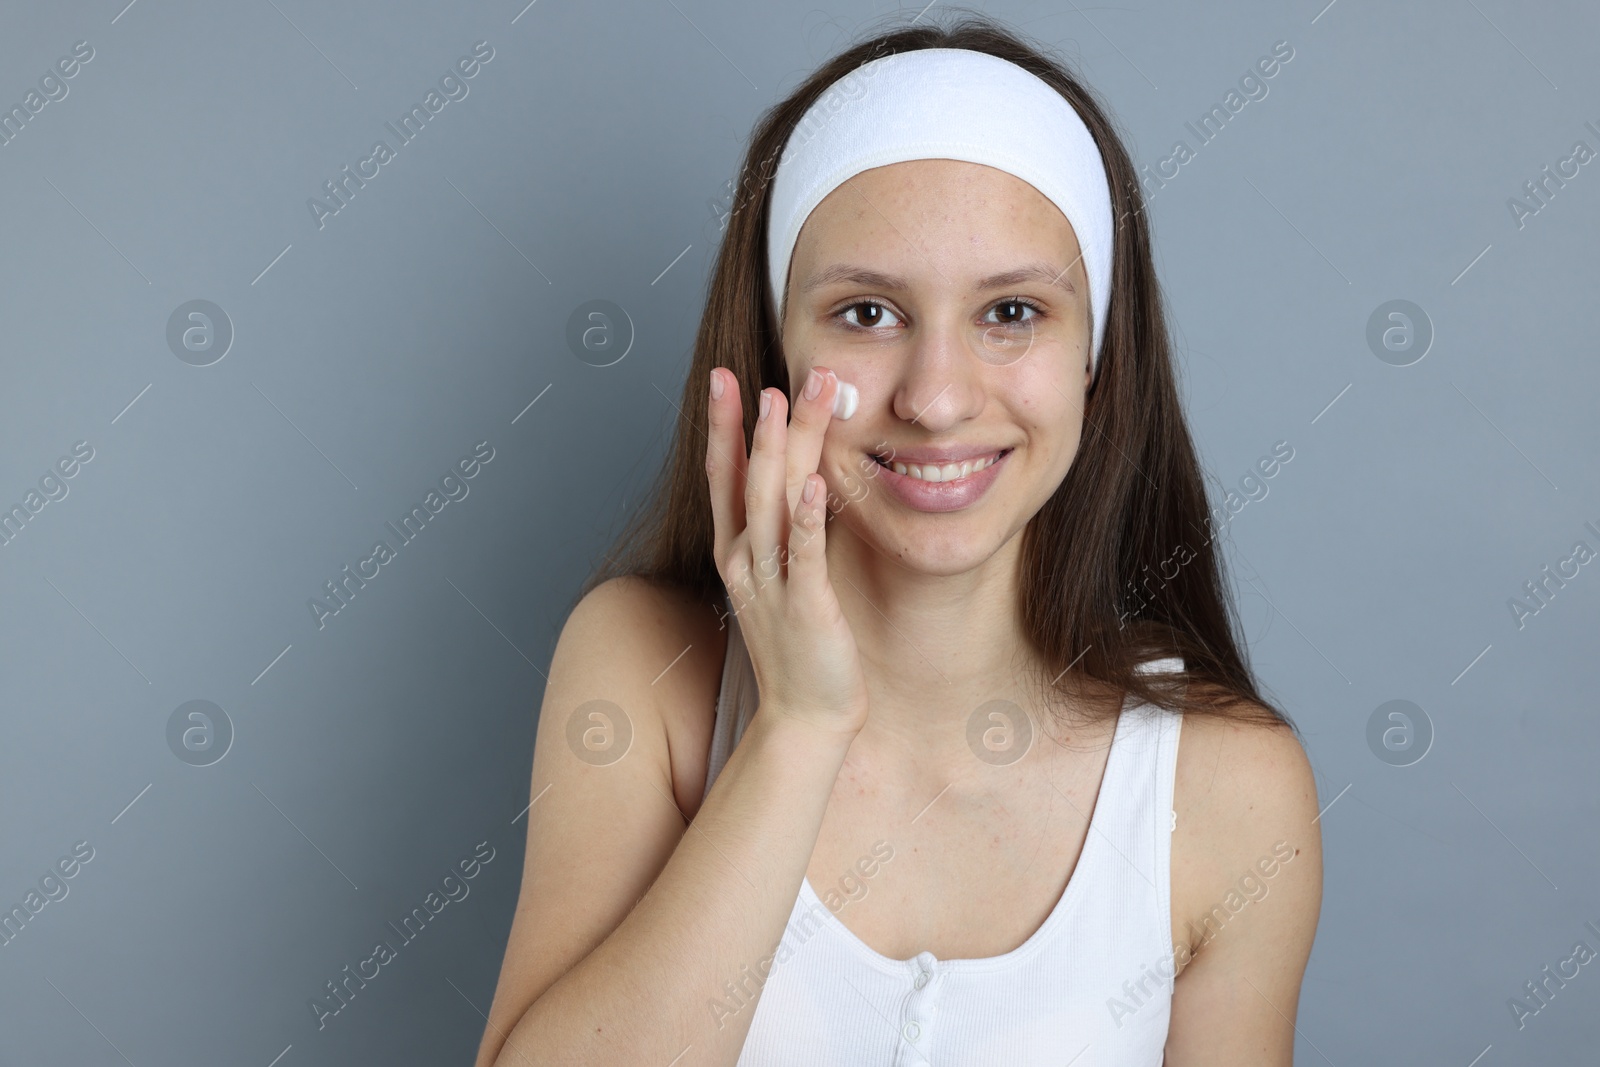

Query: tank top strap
left=1106, top=656, right=1186, bottom=939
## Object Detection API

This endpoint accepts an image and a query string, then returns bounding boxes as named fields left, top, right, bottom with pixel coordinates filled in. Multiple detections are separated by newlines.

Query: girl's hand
left=706, top=365, right=870, bottom=740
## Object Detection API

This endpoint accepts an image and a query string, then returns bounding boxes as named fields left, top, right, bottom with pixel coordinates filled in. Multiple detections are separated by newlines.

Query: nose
left=890, top=318, right=987, bottom=433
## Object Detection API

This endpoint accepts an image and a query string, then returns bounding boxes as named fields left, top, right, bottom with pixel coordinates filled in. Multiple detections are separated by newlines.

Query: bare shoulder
left=1171, top=691, right=1323, bottom=958
left=473, top=575, right=729, bottom=1063
left=1173, top=696, right=1319, bottom=832
left=1163, top=690, right=1323, bottom=1060
left=563, top=575, right=729, bottom=818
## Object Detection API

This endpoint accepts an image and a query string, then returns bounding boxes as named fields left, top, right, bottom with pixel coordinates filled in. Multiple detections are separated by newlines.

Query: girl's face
left=780, top=158, right=1095, bottom=576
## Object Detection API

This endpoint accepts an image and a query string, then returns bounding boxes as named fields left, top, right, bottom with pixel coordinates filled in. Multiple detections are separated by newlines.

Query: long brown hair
left=583, top=10, right=1292, bottom=734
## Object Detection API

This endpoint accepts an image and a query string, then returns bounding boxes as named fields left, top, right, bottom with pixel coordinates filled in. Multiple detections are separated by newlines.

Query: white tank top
left=702, top=603, right=1186, bottom=1066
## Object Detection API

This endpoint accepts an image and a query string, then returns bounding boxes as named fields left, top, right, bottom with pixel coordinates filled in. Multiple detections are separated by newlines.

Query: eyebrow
left=798, top=260, right=1078, bottom=296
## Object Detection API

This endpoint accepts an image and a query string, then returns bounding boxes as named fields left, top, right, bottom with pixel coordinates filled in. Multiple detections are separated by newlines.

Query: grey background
left=1, top=0, right=1596, bottom=1064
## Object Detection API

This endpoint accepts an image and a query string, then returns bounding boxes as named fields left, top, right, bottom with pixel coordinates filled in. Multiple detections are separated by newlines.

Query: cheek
left=1007, top=373, right=1085, bottom=472
left=830, top=360, right=890, bottom=398
left=1011, top=363, right=1081, bottom=425
left=822, top=445, right=876, bottom=500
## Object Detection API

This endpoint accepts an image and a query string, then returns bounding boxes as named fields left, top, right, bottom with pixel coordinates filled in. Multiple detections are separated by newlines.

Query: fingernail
left=758, top=390, right=771, bottom=422
left=709, top=369, right=724, bottom=401
left=803, top=368, right=822, bottom=400
left=802, top=476, right=817, bottom=503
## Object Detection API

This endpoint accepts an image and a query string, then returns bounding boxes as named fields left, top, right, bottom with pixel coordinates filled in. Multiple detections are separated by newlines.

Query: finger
left=785, top=366, right=838, bottom=518
left=744, top=385, right=790, bottom=571
left=705, top=368, right=748, bottom=572
left=785, top=472, right=829, bottom=595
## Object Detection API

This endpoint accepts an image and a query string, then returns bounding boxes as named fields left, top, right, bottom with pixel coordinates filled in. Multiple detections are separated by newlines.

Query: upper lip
left=873, top=445, right=1013, bottom=465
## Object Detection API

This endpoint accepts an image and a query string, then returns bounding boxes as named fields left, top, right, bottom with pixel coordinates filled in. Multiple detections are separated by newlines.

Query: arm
left=473, top=578, right=855, bottom=1067
left=1164, top=717, right=1324, bottom=1065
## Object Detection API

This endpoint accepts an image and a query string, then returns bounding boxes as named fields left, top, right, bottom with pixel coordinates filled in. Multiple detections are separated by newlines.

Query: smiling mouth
left=872, top=448, right=1013, bottom=483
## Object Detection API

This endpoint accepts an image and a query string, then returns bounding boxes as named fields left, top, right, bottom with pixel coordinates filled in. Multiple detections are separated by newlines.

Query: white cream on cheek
left=832, top=380, right=858, bottom=419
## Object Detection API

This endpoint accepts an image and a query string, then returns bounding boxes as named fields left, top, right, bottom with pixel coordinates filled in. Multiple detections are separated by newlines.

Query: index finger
left=784, top=366, right=840, bottom=518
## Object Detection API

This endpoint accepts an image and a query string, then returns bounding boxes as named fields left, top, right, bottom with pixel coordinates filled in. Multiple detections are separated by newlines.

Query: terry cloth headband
left=766, top=47, right=1116, bottom=382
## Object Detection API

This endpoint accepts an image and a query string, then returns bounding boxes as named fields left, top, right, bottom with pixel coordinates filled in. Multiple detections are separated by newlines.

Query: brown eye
left=983, top=298, right=1042, bottom=328
left=840, top=301, right=903, bottom=330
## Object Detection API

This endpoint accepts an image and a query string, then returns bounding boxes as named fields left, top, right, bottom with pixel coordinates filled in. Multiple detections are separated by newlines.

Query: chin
left=833, top=505, right=1012, bottom=578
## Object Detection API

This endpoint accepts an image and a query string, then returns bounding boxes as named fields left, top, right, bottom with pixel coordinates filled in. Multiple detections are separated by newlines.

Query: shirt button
left=903, top=1021, right=921, bottom=1042
left=914, top=972, right=928, bottom=989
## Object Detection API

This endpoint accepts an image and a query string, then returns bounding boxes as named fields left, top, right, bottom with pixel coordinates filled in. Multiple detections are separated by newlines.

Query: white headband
left=767, top=47, right=1116, bottom=381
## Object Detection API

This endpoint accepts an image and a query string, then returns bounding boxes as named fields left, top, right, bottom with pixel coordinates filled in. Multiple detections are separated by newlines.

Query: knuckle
left=794, top=510, right=821, bottom=540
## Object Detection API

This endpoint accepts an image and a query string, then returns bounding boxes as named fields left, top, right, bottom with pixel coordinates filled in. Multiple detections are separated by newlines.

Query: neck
left=822, top=519, right=1057, bottom=773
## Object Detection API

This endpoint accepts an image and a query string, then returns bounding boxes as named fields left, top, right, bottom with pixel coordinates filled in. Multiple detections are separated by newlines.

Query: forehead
left=791, top=158, right=1082, bottom=276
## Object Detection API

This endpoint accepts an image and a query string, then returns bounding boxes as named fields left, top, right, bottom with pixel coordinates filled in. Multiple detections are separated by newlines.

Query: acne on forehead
left=797, top=161, right=1077, bottom=256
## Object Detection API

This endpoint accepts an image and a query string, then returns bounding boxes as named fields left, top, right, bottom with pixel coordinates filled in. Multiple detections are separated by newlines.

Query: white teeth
left=888, top=452, right=1002, bottom=482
